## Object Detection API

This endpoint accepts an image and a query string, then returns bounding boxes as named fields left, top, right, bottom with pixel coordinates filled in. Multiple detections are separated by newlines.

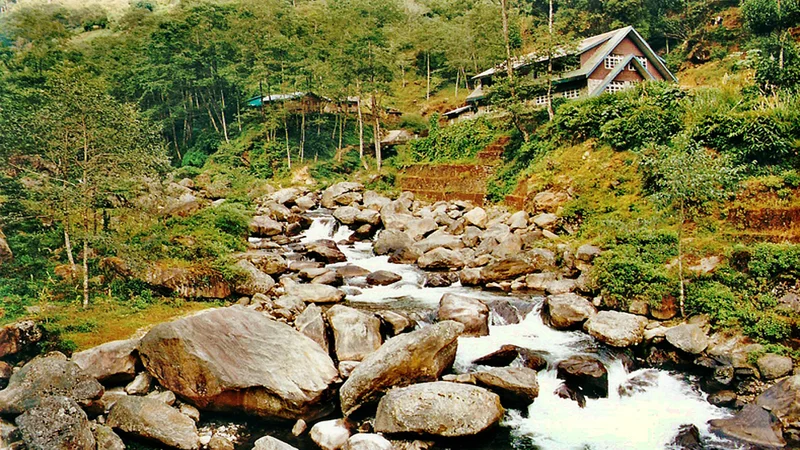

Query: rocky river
left=0, top=181, right=798, bottom=450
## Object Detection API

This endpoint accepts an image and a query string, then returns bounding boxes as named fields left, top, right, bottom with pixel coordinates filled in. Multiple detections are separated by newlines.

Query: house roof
left=472, top=26, right=677, bottom=84
left=247, top=91, right=320, bottom=107
left=443, top=105, right=474, bottom=118
left=381, top=129, right=414, bottom=145
left=589, top=53, right=655, bottom=96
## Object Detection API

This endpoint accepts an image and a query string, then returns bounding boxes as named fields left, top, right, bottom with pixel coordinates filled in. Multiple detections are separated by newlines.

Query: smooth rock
left=671, top=424, right=703, bottom=450
left=757, top=354, right=794, bottom=380
left=709, top=404, right=786, bottom=448
left=374, top=230, right=414, bottom=256
left=471, top=345, right=519, bottom=367
left=310, top=419, right=351, bottom=450
left=107, top=396, right=200, bottom=450
left=306, top=240, right=347, bottom=264
left=377, top=311, right=414, bottom=336
left=16, top=396, right=95, bottom=450
left=287, top=284, right=346, bottom=304
left=463, top=207, right=488, bottom=229
left=254, top=435, right=299, bottom=450
left=374, top=382, right=503, bottom=437
left=295, top=304, right=330, bottom=351
left=340, top=321, right=464, bottom=417
left=556, top=355, right=608, bottom=399
left=250, top=215, right=283, bottom=237
left=480, top=258, right=536, bottom=283
left=473, top=367, right=539, bottom=409
left=544, top=293, right=596, bottom=330
left=665, top=324, right=709, bottom=354
left=755, top=375, right=800, bottom=430
left=126, top=372, right=153, bottom=395
left=71, top=338, right=140, bottom=384
left=334, top=206, right=360, bottom=225
left=366, top=270, right=402, bottom=286
left=343, top=433, right=393, bottom=450
left=437, top=293, right=489, bottom=337
left=575, top=244, right=601, bottom=262
left=234, top=260, right=276, bottom=296
left=327, top=305, right=383, bottom=362
left=417, top=248, right=465, bottom=270
left=137, top=307, right=338, bottom=420
left=584, top=311, right=648, bottom=348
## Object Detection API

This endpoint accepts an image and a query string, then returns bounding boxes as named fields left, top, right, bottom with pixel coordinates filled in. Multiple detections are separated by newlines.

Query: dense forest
left=0, top=0, right=799, bottom=352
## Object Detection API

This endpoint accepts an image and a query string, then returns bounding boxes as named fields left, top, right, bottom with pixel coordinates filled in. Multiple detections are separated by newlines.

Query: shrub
left=408, top=116, right=498, bottom=163
left=748, top=243, right=800, bottom=282
left=691, top=110, right=795, bottom=166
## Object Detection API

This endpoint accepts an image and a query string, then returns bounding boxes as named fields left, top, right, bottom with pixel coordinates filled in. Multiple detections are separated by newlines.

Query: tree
left=742, top=0, right=800, bottom=91
left=1, top=66, right=169, bottom=308
left=647, top=138, right=738, bottom=317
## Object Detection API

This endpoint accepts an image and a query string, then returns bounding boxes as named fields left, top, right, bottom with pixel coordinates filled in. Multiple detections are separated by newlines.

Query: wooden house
left=466, top=26, right=677, bottom=111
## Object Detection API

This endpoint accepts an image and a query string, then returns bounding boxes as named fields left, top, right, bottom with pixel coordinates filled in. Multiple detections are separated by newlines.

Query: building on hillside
left=445, top=26, right=677, bottom=120
left=380, top=129, right=416, bottom=147
left=247, top=91, right=326, bottom=114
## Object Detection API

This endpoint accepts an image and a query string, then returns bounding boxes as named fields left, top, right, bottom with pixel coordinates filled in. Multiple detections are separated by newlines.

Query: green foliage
left=748, top=243, right=800, bottom=282
left=407, top=116, right=499, bottom=163
left=182, top=150, right=209, bottom=168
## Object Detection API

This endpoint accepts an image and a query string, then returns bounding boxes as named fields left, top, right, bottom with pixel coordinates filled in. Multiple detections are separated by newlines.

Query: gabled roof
left=246, top=91, right=324, bottom=107
left=443, top=105, right=474, bottom=118
left=588, top=54, right=654, bottom=96
left=472, top=26, right=677, bottom=84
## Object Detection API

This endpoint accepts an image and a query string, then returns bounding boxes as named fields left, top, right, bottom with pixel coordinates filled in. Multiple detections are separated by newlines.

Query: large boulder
left=333, top=206, right=361, bottom=225
left=306, top=240, right=347, bottom=264
left=665, top=324, right=709, bottom=355
left=374, top=230, right=414, bottom=256
left=374, top=382, right=503, bottom=437
left=327, top=305, right=383, bottom=362
left=544, top=293, right=596, bottom=330
left=757, top=354, right=794, bottom=380
left=412, top=230, right=464, bottom=255
left=107, top=396, right=200, bottom=450
left=437, top=293, right=489, bottom=337
left=272, top=187, right=302, bottom=205
left=137, top=307, right=339, bottom=420
left=340, top=321, right=464, bottom=416
left=254, top=436, right=299, bottom=450
left=709, top=404, right=786, bottom=449
left=321, top=182, right=363, bottom=209
left=343, top=434, right=393, bottom=450
left=0, top=320, right=43, bottom=359
left=556, top=355, right=608, bottom=399
left=310, top=419, right=351, bottom=450
left=0, top=353, right=104, bottom=415
left=473, top=367, right=539, bottom=409
left=463, top=207, right=488, bottom=229
left=417, top=248, right=465, bottom=270
left=71, top=338, right=140, bottom=384
left=250, top=215, right=283, bottom=237
left=492, top=234, right=523, bottom=260
left=366, top=270, right=402, bottom=286
left=584, top=311, right=648, bottom=348
left=287, top=284, right=346, bottom=304
left=15, top=396, right=95, bottom=450
left=234, top=260, right=276, bottom=296
left=405, top=218, right=438, bottom=241
left=755, top=375, right=800, bottom=431
left=480, top=258, right=537, bottom=283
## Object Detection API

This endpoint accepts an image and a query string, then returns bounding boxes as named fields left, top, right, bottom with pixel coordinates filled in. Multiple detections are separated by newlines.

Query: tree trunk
left=357, top=90, right=367, bottom=169
left=426, top=52, right=431, bottom=101
left=220, top=90, right=230, bottom=143
left=284, top=108, right=291, bottom=170
left=455, top=69, right=460, bottom=98
left=82, top=211, right=89, bottom=309
left=547, top=0, right=555, bottom=121
left=372, top=93, right=382, bottom=171
left=64, top=215, right=76, bottom=269
left=500, top=0, right=515, bottom=98
left=300, top=102, right=306, bottom=163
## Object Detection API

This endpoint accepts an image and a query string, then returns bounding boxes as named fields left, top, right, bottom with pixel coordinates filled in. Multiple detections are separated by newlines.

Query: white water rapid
left=300, top=213, right=740, bottom=450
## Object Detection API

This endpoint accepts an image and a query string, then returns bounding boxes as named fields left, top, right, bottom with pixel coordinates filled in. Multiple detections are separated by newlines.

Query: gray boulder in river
left=339, top=321, right=464, bottom=416
left=137, top=306, right=339, bottom=420
left=374, top=381, right=503, bottom=437
left=107, top=396, right=200, bottom=450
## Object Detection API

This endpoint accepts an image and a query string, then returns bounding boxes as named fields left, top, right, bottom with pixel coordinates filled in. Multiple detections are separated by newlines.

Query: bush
left=182, top=150, right=208, bottom=168
left=691, top=110, right=795, bottom=166
left=748, top=243, right=800, bottom=282
left=408, top=116, right=498, bottom=163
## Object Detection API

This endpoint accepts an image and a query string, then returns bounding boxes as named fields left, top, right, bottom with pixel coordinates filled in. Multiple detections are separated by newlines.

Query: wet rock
left=343, top=433, right=393, bottom=450
left=374, top=382, right=503, bottom=437
left=334, top=206, right=361, bottom=225
left=517, top=348, right=549, bottom=371
left=16, top=396, right=95, bottom=450
left=424, top=271, right=459, bottom=287
left=313, top=271, right=345, bottom=286
left=340, top=321, right=464, bottom=417
left=295, top=194, right=318, bottom=211
left=463, top=207, right=488, bottom=229
left=0, top=352, right=104, bottom=415
left=310, top=419, right=351, bottom=450
left=126, top=372, right=153, bottom=395
left=665, top=324, right=709, bottom=355
left=556, top=355, right=608, bottom=399
left=473, top=367, right=539, bottom=409
left=234, top=260, right=276, bottom=296
left=480, top=258, right=536, bottom=283
left=107, top=396, right=200, bottom=450
left=459, top=268, right=484, bottom=286
left=757, top=354, right=794, bottom=380
left=671, top=424, right=702, bottom=450
left=250, top=215, right=283, bottom=237
left=617, top=370, right=659, bottom=397
left=755, top=375, right=800, bottom=431
left=254, top=435, right=299, bottom=450
left=306, top=239, right=347, bottom=264
left=418, top=248, right=465, bottom=270
left=388, top=247, right=422, bottom=265
left=137, top=306, right=338, bottom=420
left=438, top=293, right=489, bottom=337
left=554, top=383, right=586, bottom=408
left=322, top=182, right=363, bottom=209
left=337, top=265, right=371, bottom=279
left=584, top=311, right=648, bottom=348
left=374, top=230, right=414, bottom=256
left=71, top=338, right=140, bottom=384
left=287, top=284, right=346, bottom=304
left=327, top=305, right=383, bottom=362
left=366, top=270, right=402, bottom=286
left=544, top=293, right=596, bottom=330
left=709, top=404, right=786, bottom=448
left=708, top=390, right=738, bottom=407
left=0, top=320, right=42, bottom=359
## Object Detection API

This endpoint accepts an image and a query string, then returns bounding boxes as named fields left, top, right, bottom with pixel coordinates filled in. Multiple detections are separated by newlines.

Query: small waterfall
left=300, top=212, right=354, bottom=244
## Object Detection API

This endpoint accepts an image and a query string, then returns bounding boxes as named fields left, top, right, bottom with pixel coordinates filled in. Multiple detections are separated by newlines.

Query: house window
left=628, top=56, right=648, bottom=71
left=562, top=88, right=582, bottom=99
left=606, top=80, right=629, bottom=94
left=534, top=94, right=551, bottom=106
left=604, top=54, right=623, bottom=69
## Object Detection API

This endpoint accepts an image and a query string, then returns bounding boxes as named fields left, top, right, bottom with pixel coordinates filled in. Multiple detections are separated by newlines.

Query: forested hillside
left=0, top=0, right=798, bottom=350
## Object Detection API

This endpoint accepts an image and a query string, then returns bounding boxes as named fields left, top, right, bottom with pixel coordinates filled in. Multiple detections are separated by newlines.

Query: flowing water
left=289, top=213, right=744, bottom=450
